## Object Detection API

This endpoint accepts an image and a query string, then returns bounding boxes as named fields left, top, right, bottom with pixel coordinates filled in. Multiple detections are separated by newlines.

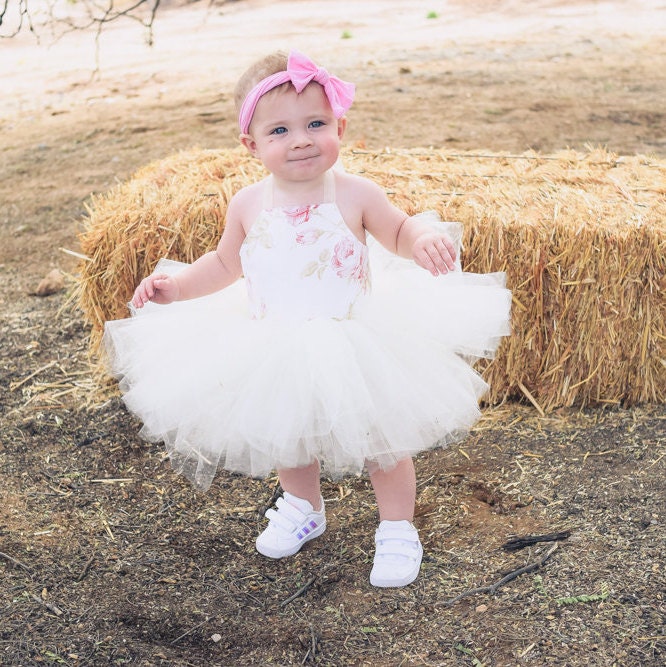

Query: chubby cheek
left=319, top=133, right=343, bottom=157
left=257, top=144, right=284, bottom=168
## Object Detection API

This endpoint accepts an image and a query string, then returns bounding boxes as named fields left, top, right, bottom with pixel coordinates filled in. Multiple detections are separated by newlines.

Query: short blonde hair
left=234, top=51, right=289, bottom=116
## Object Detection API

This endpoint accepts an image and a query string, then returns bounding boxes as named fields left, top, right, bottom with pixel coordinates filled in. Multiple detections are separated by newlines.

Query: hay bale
left=76, top=146, right=666, bottom=411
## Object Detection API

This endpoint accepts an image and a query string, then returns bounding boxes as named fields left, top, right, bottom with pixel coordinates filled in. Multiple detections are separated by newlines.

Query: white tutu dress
left=104, top=171, right=511, bottom=491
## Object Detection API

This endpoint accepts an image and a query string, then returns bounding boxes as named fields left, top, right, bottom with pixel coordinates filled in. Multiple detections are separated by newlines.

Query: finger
left=436, top=239, right=456, bottom=271
left=143, top=275, right=165, bottom=302
left=443, top=237, right=456, bottom=256
left=131, top=290, right=146, bottom=309
left=149, top=274, right=169, bottom=294
left=154, top=278, right=176, bottom=301
left=442, top=239, right=457, bottom=264
left=426, top=246, right=446, bottom=274
left=140, top=281, right=153, bottom=303
left=417, top=249, right=439, bottom=276
left=426, top=242, right=455, bottom=274
left=133, top=279, right=153, bottom=307
left=424, top=246, right=450, bottom=275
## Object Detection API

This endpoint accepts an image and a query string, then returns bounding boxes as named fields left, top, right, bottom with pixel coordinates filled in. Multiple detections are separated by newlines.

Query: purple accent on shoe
left=256, top=494, right=327, bottom=558
left=297, top=522, right=318, bottom=541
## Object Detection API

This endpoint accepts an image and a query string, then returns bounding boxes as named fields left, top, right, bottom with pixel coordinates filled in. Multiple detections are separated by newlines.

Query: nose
left=290, top=128, right=313, bottom=149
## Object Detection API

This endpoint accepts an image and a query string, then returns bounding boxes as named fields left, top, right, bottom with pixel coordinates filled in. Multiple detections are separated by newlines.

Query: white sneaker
left=370, top=520, right=423, bottom=588
left=256, top=492, right=326, bottom=559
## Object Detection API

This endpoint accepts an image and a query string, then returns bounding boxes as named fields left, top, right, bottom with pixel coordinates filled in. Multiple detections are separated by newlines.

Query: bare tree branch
left=1, top=0, right=38, bottom=38
left=1, top=0, right=167, bottom=74
left=1, top=0, right=162, bottom=44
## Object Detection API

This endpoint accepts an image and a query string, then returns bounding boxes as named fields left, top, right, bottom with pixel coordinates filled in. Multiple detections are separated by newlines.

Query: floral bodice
left=239, top=173, right=370, bottom=320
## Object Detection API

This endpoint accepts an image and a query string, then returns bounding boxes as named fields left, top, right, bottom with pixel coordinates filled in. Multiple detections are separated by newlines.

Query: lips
left=289, top=154, right=319, bottom=162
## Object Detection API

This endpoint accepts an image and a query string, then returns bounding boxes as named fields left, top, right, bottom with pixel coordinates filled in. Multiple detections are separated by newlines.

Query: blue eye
left=309, top=120, right=325, bottom=128
left=271, top=126, right=287, bottom=135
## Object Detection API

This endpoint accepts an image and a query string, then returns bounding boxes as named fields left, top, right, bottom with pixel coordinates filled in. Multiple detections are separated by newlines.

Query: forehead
left=254, top=82, right=332, bottom=120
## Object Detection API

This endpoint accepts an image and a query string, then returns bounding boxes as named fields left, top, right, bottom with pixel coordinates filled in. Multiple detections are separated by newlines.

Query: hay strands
left=59, top=247, right=91, bottom=262
left=10, top=361, right=58, bottom=392
left=74, top=146, right=666, bottom=411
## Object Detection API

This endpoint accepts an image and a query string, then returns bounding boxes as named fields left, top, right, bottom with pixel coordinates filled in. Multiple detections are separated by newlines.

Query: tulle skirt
left=104, top=224, right=511, bottom=491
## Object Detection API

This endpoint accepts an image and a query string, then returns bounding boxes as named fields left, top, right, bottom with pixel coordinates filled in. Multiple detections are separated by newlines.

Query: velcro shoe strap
left=375, top=539, right=421, bottom=560
left=375, top=525, right=419, bottom=543
left=265, top=498, right=307, bottom=533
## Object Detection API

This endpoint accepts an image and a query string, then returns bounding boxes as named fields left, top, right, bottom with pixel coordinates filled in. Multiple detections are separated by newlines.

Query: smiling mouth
left=290, top=154, right=319, bottom=162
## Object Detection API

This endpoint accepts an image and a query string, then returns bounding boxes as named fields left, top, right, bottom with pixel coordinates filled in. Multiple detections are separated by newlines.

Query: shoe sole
left=370, top=569, right=420, bottom=588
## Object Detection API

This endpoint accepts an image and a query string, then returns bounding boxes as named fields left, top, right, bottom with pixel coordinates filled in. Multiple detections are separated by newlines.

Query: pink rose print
left=331, top=237, right=369, bottom=283
left=296, top=229, right=322, bottom=245
left=285, top=205, right=317, bottom=226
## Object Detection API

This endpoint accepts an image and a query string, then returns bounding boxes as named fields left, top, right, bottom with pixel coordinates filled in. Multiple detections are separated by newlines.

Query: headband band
left=238, top=50, right=355, bottom=134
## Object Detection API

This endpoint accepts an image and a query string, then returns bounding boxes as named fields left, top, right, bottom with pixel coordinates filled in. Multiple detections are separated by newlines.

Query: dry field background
left=1, top=1, right=664, bottom=665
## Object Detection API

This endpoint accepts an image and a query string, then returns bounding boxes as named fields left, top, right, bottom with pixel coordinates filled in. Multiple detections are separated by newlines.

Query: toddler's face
left=242, top=83, right=346, bottom=182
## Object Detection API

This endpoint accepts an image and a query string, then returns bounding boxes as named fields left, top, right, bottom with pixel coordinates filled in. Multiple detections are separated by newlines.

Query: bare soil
left=1, top=1, right=664, bottom=665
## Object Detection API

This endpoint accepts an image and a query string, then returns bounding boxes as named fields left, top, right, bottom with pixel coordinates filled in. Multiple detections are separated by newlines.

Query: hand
left=131, top=273, right=180, bottom=308
left=412, top=232, right=457, bottom=276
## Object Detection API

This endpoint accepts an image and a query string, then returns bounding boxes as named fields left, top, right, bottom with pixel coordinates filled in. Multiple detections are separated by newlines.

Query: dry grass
left=75, top=146, right=666, bottom=411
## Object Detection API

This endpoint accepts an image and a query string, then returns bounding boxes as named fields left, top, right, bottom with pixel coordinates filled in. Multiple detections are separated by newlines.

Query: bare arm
left=132, top=196, right=247, bottom=308
left=346, top=176, right=457, bottom=276
left=394, top=215, right=457, bottom=276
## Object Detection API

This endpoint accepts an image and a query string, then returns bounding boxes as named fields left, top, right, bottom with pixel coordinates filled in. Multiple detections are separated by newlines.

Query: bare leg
left=368, top=457, right=416, bottom=522
left=277, top=460, right=322, bottom=510
left=256, top=459, right=325, bottom=559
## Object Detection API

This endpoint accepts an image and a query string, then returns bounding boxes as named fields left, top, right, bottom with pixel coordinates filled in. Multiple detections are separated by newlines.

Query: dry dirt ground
left=1, top=1, right=665, bottom=665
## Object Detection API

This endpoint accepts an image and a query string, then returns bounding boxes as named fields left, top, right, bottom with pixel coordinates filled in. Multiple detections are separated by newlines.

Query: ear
left=337, top=117, right=347, bottom=140
left=239, top=133, right=259, bottom=156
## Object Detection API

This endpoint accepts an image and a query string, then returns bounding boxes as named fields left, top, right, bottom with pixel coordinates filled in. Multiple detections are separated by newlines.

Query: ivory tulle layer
left=104, top=229, right=511, bottom=491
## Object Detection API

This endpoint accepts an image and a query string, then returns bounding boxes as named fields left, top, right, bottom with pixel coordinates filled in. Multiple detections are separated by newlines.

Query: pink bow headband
left=238, top=50, right=355, bottom=134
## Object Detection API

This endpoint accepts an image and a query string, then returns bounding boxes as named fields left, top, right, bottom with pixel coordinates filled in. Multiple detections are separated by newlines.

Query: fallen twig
left=0, top=551, right=32, bottom=573
left=31, top=594, right=63, bottom=616
left=502, top=531, right=571, bottom=551
left=440, top=543, right=559, bottom=607
left=76, top=554, right=96, bottom=582
left=170, top=616, right=210, bottom=645
left=280, top=562, right=342, bottom=608
left=89, top=478, right=134, bottom=484
left=281, top=576, right=317, bottom=608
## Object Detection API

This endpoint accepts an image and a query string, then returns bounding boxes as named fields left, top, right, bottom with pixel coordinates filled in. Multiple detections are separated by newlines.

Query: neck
left=271, top=172, right=328, bottom=207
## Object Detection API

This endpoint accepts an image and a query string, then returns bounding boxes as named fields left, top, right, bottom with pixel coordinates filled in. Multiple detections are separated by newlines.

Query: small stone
left=475, top=604, right=488, bottom=613
left=33, top=269, right=64, bottom=296
left=211, top=633, right=222, bottom=643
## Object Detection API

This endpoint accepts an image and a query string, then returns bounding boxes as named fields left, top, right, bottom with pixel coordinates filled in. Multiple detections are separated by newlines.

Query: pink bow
left=286, top=51, right=355, bottom=118
left=238, top=51, right=355, bottom=134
